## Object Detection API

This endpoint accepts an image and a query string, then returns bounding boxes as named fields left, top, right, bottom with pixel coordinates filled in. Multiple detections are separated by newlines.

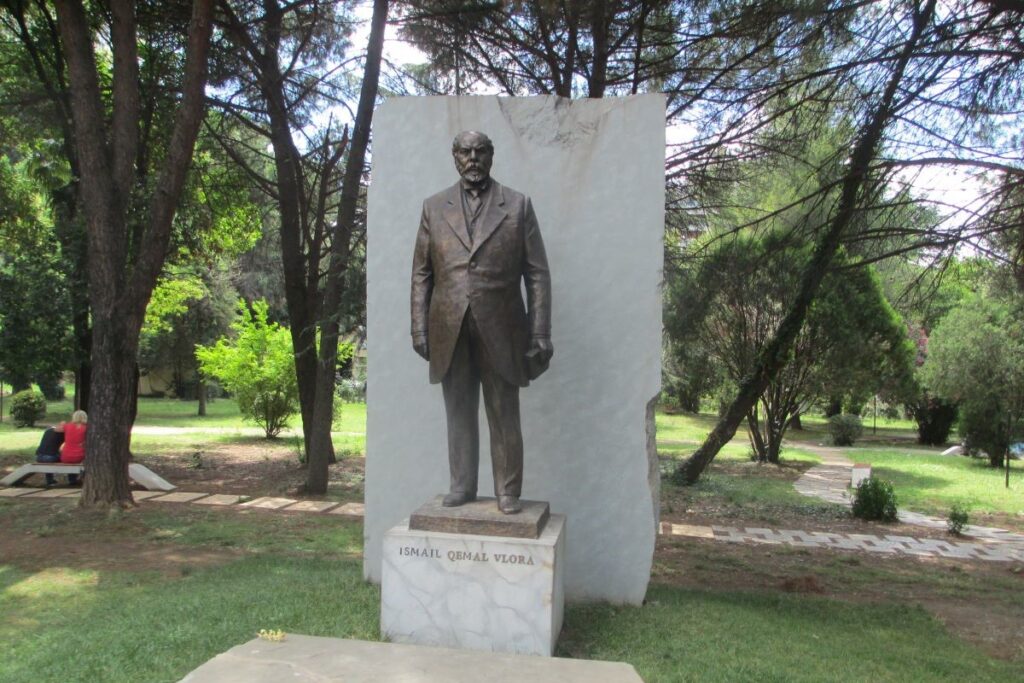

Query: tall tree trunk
left=765, top=418, right=783, bottom=464
left=674, top=0, right=937, bottom=485
left=251, top=0, right=333, bottom=465
left=79, top=318, right=137, bottom=506
left=306, top=0, right=388, bottom=493
left=587, top=0, right=609, bottom=98
left=55, top=0, right=214, bottom=507
left=747, top=408, right=766, bottom=462
left=197, top=379, right=207, bottom=416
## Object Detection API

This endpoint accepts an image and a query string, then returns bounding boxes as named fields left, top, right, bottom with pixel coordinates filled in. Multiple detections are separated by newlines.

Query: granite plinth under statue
left=410, top=131, right=553, bottom=515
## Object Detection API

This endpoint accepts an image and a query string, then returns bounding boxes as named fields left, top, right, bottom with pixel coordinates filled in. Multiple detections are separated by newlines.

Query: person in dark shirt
left=35, top=425, right=65, bottom=487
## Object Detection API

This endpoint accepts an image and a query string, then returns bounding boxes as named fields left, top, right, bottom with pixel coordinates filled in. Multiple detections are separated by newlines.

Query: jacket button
left=469, top=261, right=477, bottom=269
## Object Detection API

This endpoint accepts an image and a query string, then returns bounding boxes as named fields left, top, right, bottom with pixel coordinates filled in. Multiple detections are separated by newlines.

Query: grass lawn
left=852, top=448, right=1024, bottom=517
left=0, top=398, right=368, bottom=456
left=3, top=405, right=1024, bottom=679
left=2, top=499, right=1022, bottom=682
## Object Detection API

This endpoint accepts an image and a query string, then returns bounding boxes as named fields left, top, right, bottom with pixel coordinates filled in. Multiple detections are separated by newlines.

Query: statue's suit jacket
left=411, top=180, right=551, bottom=387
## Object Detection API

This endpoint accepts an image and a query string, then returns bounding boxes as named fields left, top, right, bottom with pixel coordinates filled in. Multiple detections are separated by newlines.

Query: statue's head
left=452, top=131, right=494, bottom=185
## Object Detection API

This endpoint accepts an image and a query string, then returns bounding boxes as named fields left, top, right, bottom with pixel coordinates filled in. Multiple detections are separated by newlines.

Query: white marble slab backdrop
left=365, top=95, right=665, bottom=604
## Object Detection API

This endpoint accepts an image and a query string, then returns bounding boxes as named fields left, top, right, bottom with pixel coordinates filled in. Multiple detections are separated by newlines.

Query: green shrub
left=828, top=414, right=863, bottom=446
left=195, top=299, right=299, bottom=438
left=960, top=403, right=1012, bottom=468
left=10, top=389, right=47, bottom=427
left=911, top=396, right=958, bottom=446
left=947, top=503, right=969, bottom=536
left=851, top=476, right=898, bottom=522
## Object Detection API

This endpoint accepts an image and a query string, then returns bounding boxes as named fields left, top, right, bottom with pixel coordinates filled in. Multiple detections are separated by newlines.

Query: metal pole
left=873, top=395, right=877, bottom=435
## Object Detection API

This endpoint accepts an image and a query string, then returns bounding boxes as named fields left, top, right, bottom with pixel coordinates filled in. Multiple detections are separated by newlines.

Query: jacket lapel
left=442, top=183, right=472, bottom=251
left=469, top=182, right=508, bottom=256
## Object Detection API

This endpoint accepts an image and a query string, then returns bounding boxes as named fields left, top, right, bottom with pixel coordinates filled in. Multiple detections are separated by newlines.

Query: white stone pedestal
left=381, top=515, right=565, bottom=656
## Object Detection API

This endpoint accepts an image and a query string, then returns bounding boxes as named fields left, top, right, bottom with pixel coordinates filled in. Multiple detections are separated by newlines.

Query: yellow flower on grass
left=258, top=628, right=286, bottom=642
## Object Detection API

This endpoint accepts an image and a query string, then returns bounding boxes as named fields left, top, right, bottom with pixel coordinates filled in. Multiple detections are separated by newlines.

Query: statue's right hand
left=413, top=335, right=430, bottom=361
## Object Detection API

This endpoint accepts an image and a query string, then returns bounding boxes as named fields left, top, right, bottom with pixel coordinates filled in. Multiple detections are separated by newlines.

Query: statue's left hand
left=529, top=336, right=554, bottom=364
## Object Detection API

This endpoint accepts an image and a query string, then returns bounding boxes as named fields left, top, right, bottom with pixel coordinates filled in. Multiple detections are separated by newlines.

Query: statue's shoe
left=442, top=491, right=476, bottom=507
left=497, top=495, right=522, bottom=515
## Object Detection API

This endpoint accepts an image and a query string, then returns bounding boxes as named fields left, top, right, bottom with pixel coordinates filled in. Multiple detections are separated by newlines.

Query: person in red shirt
left=60, top=410, right=87, bottom=486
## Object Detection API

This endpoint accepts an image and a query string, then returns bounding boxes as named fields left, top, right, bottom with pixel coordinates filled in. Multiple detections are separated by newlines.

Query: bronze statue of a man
left=411, top=131, right=553, bottom=515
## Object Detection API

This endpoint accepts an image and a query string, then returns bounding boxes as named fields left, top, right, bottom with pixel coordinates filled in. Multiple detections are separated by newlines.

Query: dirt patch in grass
left=654, top=535, right=1024, bottom=661
left=0, top=529, right=243, bottom=577
left=134, top=441, right=365, bottom=500
left=2, top=439, right=366, bottom=501
left=0, top=440, right=366, bottom=499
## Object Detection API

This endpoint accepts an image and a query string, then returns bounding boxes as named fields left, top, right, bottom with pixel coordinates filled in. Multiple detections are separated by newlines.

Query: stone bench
left=0, top=462, right=176, bottom=491
left=180, top=634, right=643, bottom=683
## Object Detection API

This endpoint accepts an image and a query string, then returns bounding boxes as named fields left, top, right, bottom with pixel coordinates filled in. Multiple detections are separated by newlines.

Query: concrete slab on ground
left=24, top=488, right=80, bottom=498
left=284, top=500, right=339, bottom=513
left=132, top=490, right=170, bottom=501
left=0, top=487, right=44, bottom=497
left=239, top=497, right=296, bottom=510
left=329, top=502, right=364, bottom=517
left=193, top=494, right=245, bottom=506
left=149, top=491, right=209, bottom=503
left=661, top=523, right=714, bottom=539
left=178, top=634, right=643, bottom=683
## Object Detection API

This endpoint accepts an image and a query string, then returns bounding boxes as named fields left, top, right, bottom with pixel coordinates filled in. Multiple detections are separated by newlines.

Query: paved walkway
left=0, top=485, right=365, bottom=518
left=659, top=521, right=1024, bottom=562
left=793, top=444, right=1024, bottom=546
left=654, top=442, right=1023, bottom=564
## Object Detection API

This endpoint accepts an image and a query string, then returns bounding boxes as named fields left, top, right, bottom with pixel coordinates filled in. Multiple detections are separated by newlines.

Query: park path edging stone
left=659, top=521, right=1024, bottom=562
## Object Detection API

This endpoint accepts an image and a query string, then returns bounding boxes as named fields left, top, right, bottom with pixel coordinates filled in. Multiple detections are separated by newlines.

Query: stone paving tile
left=193, top=494, right=245, bottom=506
left=912, top=539, right=955, bottom=551
left=240, top=496, right=297, bottom=510
left=853, top=540, right=899, bottom=554
left=23, top=488, right=80, bottom=498
left=284, top=500, right=340, bottom=513
left=132, top=490, right=170, bottom=501
left=748, top=536, right=783, bottom=545
left=0, top=487, right=44, bottom=497
left=664, top=523, right=714, bottom=539
left=899, top=546, right=937, bottom=557
left=718, top=534, right=750, bottom=544
left=584, top=505, right=1015, bottom=563
left=149, top=491, right=210, bottom=503
left=935, top=546, right=979, bottom=559
left=972, top=548, right=1015, bottom=562
left=884, top=535, right=917, bottom=544
left=329, top=502, right=365, bottom=517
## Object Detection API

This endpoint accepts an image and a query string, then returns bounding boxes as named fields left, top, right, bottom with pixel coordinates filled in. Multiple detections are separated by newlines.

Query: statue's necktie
left=466, top=191, right=483, bottom=239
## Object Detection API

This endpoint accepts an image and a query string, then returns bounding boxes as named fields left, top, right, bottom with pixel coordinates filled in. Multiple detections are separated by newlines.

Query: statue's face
left=453, top=132, right=493, bottom=184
